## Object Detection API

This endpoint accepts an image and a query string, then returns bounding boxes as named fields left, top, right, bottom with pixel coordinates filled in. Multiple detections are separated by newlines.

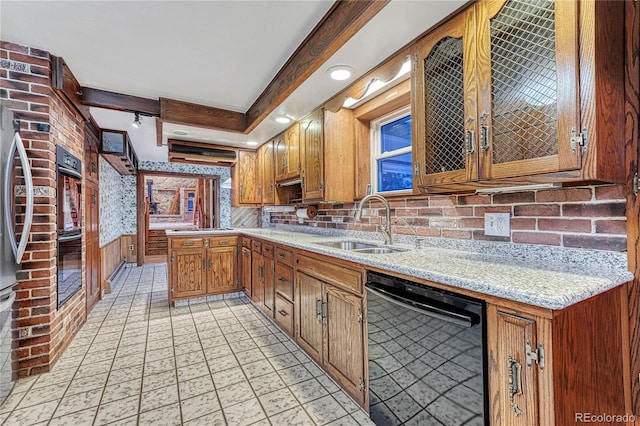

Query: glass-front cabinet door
left=412, top=8, right=477, bottom=191
left=476, top=0, right=580, bottom=179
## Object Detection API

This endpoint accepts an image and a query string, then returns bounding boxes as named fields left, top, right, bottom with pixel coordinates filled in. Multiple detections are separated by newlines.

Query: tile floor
left=0, top=264, right=375, bottom=426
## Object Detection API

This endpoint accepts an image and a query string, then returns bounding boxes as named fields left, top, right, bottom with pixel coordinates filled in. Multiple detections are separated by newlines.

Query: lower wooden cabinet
left=241, top=245, right=252, bottom=297
left=295, top=255, right=367, bottom=406
left=274, top=294, right=294, bottom=337
left=168, top=235, right=238, bottom=303
left=487, top=285, right=626, bottom=426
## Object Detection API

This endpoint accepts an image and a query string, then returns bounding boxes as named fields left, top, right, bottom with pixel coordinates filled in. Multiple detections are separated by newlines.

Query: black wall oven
left=366, top=270, right=487, bottom=426
left=56, top=146, right=82, bottom=307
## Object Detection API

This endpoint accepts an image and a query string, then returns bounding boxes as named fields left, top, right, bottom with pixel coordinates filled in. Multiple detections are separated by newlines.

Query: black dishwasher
left=366, top=271, right=487, bottom=426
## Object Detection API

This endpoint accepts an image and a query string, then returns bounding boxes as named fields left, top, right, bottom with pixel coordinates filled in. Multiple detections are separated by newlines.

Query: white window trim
left=370, top=105, right=412, bottom=194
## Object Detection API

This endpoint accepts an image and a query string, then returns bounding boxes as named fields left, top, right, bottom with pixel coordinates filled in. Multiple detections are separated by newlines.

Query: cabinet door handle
left=507, top=356, right=523, bottom=416
left=219, top=239, right=229, bottom=245
left=182, top=241, right=195, bottom=246
left=480, top=125, right=490, bottom=151
left=278, top=277, right=287, bottom=283
left=278, top=253, right=286, bottom=258
left=278, top=310, right=288, bottom=317
left=321, top=301, right=327, bottom=319
left=465, top=129, right=475, bottom=154
left=315, top=299, right=322, bottom=317
left=208, top=258, right=212, bottom=270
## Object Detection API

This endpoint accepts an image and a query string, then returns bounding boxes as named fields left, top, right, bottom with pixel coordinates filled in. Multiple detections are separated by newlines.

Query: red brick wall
left=1, top=40, right=87, bottom=376
left=271, top=184, right=627, bottom=251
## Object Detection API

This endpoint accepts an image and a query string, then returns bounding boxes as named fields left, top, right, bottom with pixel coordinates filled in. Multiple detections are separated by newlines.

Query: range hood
left=168, top=139, right=237, bottom=166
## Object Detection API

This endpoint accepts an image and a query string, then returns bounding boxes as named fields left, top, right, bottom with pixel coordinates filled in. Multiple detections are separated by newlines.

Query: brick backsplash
left=270, top=184, right=627, bottom=252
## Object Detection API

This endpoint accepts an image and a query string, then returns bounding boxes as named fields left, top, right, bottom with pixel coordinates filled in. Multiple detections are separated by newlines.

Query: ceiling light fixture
left=246, top=141, right=258, bottom=146
left=327, top=65, right=353, bottom=81
left=132, top=112, right=142, bottom=128
left=275, top=116, right=292, bottom=124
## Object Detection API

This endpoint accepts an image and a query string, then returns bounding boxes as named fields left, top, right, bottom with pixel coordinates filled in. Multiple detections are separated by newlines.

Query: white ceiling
left=0, top=0, right=466, bottom=162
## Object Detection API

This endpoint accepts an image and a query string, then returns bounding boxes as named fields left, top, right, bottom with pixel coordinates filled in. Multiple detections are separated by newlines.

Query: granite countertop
left=166, top=227, right=634, bottom=310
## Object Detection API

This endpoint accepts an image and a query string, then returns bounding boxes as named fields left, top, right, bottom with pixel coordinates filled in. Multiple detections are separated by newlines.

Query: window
left=370, top=107, right=412, bottom=193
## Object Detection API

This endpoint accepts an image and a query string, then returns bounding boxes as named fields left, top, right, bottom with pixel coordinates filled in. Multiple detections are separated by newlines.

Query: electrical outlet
left=485, top=212, right=511, bottom=237
left=129, top=244, right=134, bottom=251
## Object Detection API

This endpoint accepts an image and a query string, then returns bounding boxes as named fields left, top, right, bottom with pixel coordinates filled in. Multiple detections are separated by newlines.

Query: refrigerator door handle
left=3, top=131, right=34, bottom=264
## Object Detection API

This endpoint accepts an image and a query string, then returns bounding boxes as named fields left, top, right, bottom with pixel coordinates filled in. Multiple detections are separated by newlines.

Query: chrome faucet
left=354, top=194, right=392, bottom=245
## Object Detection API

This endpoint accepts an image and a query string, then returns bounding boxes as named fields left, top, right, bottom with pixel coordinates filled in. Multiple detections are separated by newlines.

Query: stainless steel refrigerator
left=0, top=105, right=34, bottom=404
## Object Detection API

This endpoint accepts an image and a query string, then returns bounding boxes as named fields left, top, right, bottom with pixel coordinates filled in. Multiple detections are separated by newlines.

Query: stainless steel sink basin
left=315, top=240, right=379, bottom=250
left=353, top=247, right=409, bottom=254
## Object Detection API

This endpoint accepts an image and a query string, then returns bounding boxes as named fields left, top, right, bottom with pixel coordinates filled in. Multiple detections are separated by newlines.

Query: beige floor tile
left=140, top=383, right=179, bottom=413
left=217, top=380, right=254, bottom=408
left=138, top=402, right=182, bottom=426
left=53, top=388, right=103, bottom=417
left=183, top=410, right=226, bottom=426
left=3, top=399, right=58, bottom=425
left=303, top=394, right=349, bottom=426
left=258, top=387, right=300, bottom=416
left=222, top=397, right=266, bottom=426
left=268, top=405, right=315, bottom=426
left=177, top=360, right=210, bottom=382
left=15, top=383, right=67, bottom=409
left=211, top=366, right=245, bottom=389
left=180, top=390, right=221, bottom=422
left=49, top=407, right=98, bottom=426
left=102, top=377, right=142, bottom=404
left=178, top=375, right=215, bottom=400
left=249, top=371, right=288, bottom=396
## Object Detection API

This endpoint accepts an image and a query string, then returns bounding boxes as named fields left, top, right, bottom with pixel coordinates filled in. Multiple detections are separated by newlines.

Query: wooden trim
left=136, top=172, right=144, bottom=266
left=625, top=0, right=640, bottom=414
left=155, top=118, right=163, bottom=146
left=160, top=98, right=246, bottom=133
left=80, top=87, right=161, bottom=116
left=51, top=55, right=91, bottom=120
left=245, top=0, right=390, bottom=132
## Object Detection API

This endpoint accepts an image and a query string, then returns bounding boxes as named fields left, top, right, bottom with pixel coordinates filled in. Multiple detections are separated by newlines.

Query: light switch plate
left=485, top=212, right=511, bottom=237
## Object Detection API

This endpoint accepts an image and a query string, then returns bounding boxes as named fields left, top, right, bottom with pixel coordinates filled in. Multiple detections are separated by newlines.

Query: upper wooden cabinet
left=259, top=140, right=276, bottom=205
left=412, top=0, right=624, bottom=192
left=100, top=129, right=138, bottom=175
left=232, top=150, right=261, bottom=206
left=300, top=107, right=355, bottom=203
left=274, top=125, right=301, bottom=183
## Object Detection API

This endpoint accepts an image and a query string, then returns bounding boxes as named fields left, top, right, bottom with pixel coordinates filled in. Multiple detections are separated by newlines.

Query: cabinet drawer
left=275, top=263, right=293, bottom=300
left=241, top=237, right=252, bottom=248
left=295, top=254, right=363, bottom=294
left=209, top=237, right=237, bottom=247
left=171, top=238, right=204, bottom=248
left=252, top=240, right=262, bottom=252
left=262, top=243, right=274, bottom=258
left=274, top=247, right=293, bottom=266
left=274, top=295, right=294, bottom=337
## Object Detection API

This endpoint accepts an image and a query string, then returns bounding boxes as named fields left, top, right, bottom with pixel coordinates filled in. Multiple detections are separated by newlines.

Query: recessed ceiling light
left=172, top=130, right=189, bottom=136
left=327, top=65, right=353, bottom=81
left=246, top=141, right=258, bottom=146
left=275, top=116, right=292, bottom=124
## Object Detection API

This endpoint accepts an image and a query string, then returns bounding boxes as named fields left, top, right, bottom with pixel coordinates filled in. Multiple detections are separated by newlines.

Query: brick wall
left=1, top=40, right=87, bottom=376
left=270, top=184, right=627, bottom=251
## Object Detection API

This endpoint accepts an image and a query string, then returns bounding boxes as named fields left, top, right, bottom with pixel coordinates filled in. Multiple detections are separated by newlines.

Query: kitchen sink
left=314, top=240, right=379, bottom=250
left=354, top=247, right=409, bottom=254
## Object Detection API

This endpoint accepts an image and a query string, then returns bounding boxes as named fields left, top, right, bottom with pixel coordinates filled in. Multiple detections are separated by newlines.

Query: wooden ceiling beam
left=244, top=0, right=390, bottom=133
left=80, top=87, right=161, bottom=116
left=159, top=98, right=246, bottom=133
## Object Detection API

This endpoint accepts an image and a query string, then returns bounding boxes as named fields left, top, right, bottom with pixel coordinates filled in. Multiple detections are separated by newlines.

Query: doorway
left=137, top=171, right=220, bottom=264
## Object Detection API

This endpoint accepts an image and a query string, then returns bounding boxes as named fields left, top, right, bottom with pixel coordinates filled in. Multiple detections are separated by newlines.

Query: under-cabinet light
left=475, top=183, right=561, bottom=194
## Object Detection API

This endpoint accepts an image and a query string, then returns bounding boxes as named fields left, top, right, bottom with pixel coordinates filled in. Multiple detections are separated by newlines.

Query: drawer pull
left=182, top=241, right=195, bottom=246
left=218, top=240, right=229, bottom=245
left=278, top=277, right=287, bottom=283
left=278, top=310, right=288, bottom=317
left=278, top=253, right=286, bottom=258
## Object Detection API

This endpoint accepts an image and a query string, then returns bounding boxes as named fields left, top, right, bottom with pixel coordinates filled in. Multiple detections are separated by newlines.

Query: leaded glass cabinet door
left=412, top=8, right=478, bottom=190
left=476, top=0, right=580, bottom=180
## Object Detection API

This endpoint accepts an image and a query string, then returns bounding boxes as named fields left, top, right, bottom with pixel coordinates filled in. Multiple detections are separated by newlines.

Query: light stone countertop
left=166, top=227, right=634, bottom=310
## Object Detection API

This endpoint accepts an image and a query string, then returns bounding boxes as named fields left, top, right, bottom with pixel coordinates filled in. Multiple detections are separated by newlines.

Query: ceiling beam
left=244, top=0, right=390, bottom=133
left=160, top=98, right=246, bottom=133
left=80, top=87, right=161, bottom=116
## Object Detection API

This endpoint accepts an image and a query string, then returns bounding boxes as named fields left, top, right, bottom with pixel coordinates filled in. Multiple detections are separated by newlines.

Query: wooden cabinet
left=262, top=243, right=275, bottom=317
left=301, top=109, right=324, bottom=201
left=233, top=150, right=260, bottom=205
left=241, top=238, right=252, bottom=297
left=100, top=129, right=138, bottom=175
left=487, top=285, right=626, bottom=425
left=206, top=238, right=237, bottom=294
left=259, top=140, right=276, bottom=205
left=412, top=0, right=624, bottom=192
left=274, top=133, right=288, bottom=182
left=168, top=235, right=238, bottom=302
left=299, top=108, right=355, bottom=202
left=295, top=253, right=366, bottom=406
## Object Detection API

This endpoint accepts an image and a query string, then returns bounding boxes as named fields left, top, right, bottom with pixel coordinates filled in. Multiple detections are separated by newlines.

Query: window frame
left=369, top=105, right=412, bottom=195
